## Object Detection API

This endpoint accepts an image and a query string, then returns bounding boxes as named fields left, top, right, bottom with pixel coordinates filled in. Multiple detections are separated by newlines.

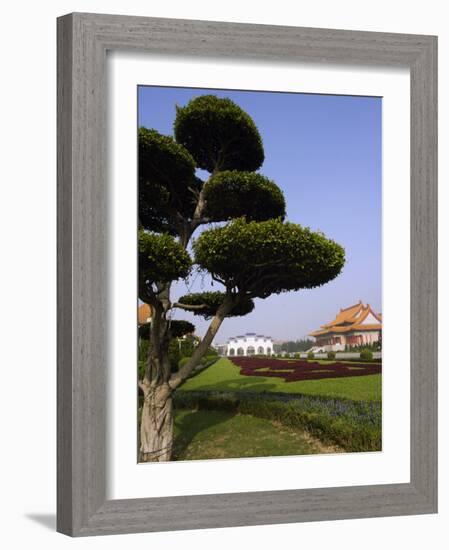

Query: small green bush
left=360, top=349, right=374, bottom=361
left=307, top=351, right=315, bottom=360
left=327, top=351, right=336, bottom=360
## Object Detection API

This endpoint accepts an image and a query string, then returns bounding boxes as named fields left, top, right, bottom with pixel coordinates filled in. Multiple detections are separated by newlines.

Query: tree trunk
left=170, top=298, right=234, bottom=390
left=139, top=382, right=174, bottom=462
left=138, top=290, right=237, bottom=460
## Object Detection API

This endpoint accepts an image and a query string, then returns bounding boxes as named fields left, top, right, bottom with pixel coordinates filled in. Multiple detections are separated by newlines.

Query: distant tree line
left=273, top=339, right=314, bottom=353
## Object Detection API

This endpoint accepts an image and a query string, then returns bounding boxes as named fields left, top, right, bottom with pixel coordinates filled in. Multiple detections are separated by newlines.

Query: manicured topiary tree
left=138, top=94, right=345, bottom=461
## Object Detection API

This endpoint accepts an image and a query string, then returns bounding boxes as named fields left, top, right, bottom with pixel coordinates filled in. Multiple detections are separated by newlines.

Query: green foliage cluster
left=307, top=351, right=315, bottom=359
left=174, top=95, right=264, bottom=173
left=169, top=337, right=207, bottom=373
left=179, top=337, right=196, bottom=358
left=327, top=351, right=336, bottom=360
left=203, top=171, right=285, bottom=222
left=168, top=339, right=182, bottom=372
left=138, top=332, right=200, bottom=378
left=139, top=127, right=196, bottom=192
left=138, top=320, right=195, bottom=341
left=174, top=392, right=381, bottom=453
left=360, top=349, right=374, bottom=361
left=139, top=177, right=202, bottom=235
left=177, top=291, right=254, bottom=319
left=139, top=230, right=191, bottom=285
left=193, top=218, right=345, bottom=298
left=169, top=320, right=195, bottom=338
left=139, top=128, right=201, bottom=233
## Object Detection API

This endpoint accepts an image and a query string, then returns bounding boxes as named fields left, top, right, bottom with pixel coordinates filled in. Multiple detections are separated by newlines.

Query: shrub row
left=277, top=351, right=380, bottom=362
left=360, top=349, right=374, bottom=361
left=173, top=391, right=381, bottom=453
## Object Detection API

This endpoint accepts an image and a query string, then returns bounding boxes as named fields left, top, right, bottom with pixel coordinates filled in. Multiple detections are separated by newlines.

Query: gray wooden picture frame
left=57, top=12, right=438, bottom=537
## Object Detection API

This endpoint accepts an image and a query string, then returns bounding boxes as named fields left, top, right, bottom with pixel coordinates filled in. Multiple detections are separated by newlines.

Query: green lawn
left=180, top=358, right=382, bottom=402
left=173, top=409, right=340, bottom=460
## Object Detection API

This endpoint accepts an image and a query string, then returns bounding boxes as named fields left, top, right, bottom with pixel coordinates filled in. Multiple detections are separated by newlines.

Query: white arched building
left=226, top=333, right=273, bottom=357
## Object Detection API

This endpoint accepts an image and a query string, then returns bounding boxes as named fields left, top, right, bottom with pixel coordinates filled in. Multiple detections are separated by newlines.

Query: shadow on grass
left=182, top=377, right=281, bottom=394
left=172, top=409, right=234, bottom=460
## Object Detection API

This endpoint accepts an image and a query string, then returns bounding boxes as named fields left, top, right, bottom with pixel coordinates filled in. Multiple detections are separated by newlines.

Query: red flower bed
left=229, top=356, right=381, bottom=382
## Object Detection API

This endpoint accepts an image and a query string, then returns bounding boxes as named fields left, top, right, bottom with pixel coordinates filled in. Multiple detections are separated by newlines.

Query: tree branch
left=190, top=173, right=213, bottom=230
left=139, top=279, right=160, bottom=309
left=246, top=274, right=280, bottom=298
left=172, top=302, right=208, bottom=312
left=240, top=271, right=280, bottom=296
left=169, top=296, right=235, bottom=389
left=211, top=274, right=227, bottom=286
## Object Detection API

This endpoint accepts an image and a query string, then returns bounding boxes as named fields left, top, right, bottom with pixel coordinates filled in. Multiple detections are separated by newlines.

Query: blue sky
left=138, top=86, right=382, bottom=342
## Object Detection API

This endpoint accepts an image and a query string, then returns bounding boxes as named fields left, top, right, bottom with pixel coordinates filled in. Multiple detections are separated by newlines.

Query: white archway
left=226, top=334, right=274, bottom=357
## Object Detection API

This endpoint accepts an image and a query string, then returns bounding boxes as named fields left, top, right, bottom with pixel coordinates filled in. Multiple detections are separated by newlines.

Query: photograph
left=137, top=86, right=382, bottom=463
left=0, top=1, right=441, bottom=543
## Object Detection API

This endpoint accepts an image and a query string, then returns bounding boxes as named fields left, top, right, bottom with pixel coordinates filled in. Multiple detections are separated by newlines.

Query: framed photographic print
left=57, top=12, right=437, bottom=536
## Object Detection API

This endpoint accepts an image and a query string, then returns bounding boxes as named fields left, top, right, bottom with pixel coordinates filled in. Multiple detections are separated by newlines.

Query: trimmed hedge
left=341, top=356, right=381, bottom=363
left=360, top=349, right=374, bottom=361
left=173, top=391, right=381, bottom=453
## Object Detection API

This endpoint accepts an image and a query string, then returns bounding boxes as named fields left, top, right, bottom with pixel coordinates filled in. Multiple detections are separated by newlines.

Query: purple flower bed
left=230, top=357, right=381, bottom=382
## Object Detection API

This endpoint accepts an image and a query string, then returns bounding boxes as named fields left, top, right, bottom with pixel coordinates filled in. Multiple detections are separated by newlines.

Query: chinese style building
left=309, top=301, right=382, bottom=352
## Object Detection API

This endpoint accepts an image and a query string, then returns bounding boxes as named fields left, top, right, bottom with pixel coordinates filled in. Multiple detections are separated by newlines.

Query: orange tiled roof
left=322, top=301, right=364, bottom=328
left=351, top=323, right=382, bottom=330
left=309, top=302, right=381, bottom=337
left=138, top=303, right=153, bottom=325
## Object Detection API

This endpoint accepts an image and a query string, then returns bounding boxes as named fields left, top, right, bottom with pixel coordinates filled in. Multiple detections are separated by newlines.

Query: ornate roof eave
left=310, top=302, right=382, bottom=337
left=310, top=324, right=382, bottom=336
